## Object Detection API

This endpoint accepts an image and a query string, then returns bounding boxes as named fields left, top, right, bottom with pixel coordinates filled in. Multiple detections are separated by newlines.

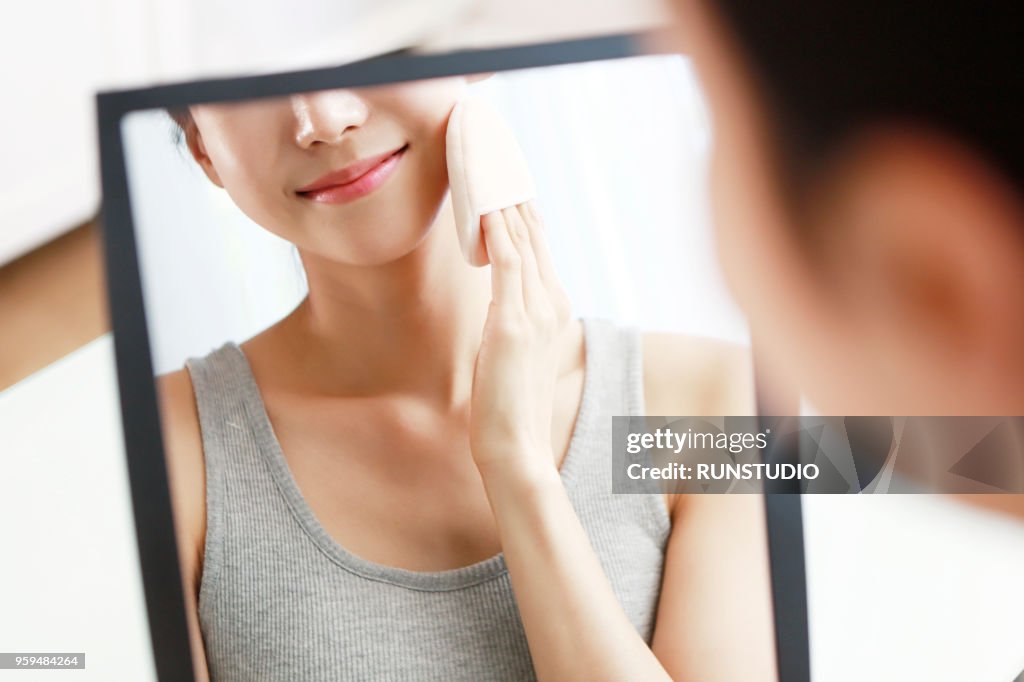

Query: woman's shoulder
left=155, top=367, right=205, bottom=466
left=637, top=331, right=756, bottom=519
left=640, top=330, right=756, bottom=417
left=155, top=367, right=204, bottom=455
left=155, top=368, right=206, bottom=589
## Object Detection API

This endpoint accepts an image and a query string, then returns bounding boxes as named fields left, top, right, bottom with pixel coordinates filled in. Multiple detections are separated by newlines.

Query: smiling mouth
left=297, top=144, right=408, bottom=204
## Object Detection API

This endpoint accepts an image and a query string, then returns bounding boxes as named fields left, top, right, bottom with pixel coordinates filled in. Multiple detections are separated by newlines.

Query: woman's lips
left=297, top=145, right=407, bottom=204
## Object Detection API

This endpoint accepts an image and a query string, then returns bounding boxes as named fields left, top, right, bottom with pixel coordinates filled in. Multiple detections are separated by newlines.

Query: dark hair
left=712, top=1, right=1023, bottom=192
left=167, top=107, right=194, bottom=148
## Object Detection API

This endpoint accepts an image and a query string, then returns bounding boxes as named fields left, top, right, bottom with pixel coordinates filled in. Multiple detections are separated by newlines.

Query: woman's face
left=188, top=78, right=468, bottom=266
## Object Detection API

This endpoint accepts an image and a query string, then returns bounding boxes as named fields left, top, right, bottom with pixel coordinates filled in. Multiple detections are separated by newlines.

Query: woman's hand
left=468, top=205, right=675, bottom=681
left=467, top=203, right=676, bottom=682
left=469, top=201, right=572, bottom=476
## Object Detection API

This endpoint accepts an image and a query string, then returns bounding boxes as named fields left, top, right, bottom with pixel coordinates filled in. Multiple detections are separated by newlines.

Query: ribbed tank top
left=185, top=317, right=671, bottom=682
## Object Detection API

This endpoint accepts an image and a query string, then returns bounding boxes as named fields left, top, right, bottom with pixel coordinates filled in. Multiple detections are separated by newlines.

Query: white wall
left=0, top=337, right=155, bottom=682
left=0, top=0, right=106, bottom=264
left=805, top=495, right=1024, bottom=681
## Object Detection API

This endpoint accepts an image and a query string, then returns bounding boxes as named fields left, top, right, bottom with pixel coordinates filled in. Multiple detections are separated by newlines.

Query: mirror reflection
left=122, top=55, right=767, bottom=681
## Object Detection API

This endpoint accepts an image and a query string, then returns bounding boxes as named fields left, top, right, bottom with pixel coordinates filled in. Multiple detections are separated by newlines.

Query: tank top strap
left=571, top=318, right=670, bottom=543
left=185, top=342, right=254, bottom=454
left=184, top=341, right=266, bottom=609
left=580, top=317, right=646, bottom=417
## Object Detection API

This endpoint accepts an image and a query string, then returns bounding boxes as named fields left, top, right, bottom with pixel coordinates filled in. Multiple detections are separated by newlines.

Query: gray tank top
left=186, top=317, right=670, bottom=682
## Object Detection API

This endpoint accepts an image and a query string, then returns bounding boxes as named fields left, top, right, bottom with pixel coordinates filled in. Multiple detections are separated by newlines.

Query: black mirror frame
left=95, top=32, right=809, bottom=682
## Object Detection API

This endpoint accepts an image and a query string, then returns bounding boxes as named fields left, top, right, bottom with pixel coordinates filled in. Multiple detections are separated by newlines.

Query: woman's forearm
left=479, top=457, right=673, bottom=682
left=467, top=205, right=669, bottom=679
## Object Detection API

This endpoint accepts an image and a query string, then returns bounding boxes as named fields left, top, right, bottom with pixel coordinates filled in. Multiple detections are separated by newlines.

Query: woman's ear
left=184, top=123, right=225, bottom=189
left=812, top=126, right=1024, bottom=412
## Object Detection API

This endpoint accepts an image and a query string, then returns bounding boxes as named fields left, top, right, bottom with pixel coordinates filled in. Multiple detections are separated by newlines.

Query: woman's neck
left=277, top=204, right=492, bottom=405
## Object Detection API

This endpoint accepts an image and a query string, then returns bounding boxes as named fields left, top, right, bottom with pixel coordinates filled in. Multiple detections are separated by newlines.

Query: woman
left=157, top=76, right=770, bottom=681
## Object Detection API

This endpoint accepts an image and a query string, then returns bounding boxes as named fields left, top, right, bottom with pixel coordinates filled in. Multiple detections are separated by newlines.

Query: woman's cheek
left=217, top=166, right=296, bottom=241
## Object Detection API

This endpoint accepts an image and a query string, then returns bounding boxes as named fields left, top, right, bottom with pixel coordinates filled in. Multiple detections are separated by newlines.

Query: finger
left=481, top=210, right=523, bottom=310
left=521, top=202, right=558, bottom=291
left=502, top=205, right=545, bottom=312
left=522, top=201, right=571, bottom=317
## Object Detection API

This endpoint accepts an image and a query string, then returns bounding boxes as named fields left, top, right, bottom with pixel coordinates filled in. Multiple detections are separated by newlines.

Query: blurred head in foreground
left=666, top=1, right=1024, bottom=415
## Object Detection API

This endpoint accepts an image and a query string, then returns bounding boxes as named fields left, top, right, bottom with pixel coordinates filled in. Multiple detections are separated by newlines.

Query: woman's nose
left=291, top=90, right=369, bottom=149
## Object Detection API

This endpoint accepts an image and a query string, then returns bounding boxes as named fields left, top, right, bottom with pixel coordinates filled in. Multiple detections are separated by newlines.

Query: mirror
left=109, top=47, right=778, bottom=682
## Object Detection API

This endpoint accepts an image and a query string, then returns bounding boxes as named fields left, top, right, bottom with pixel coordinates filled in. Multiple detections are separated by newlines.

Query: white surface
left=421, top=0, right=668, bottom=52
left=0, top=336, right=155, bottom=682
left=124, top=55, right=748, bottom=376
left=0, top=0, right=105, bottom=265
left=143, top=0, right=666, bottom=81
left=149, top=0, right=476, bottom=81
left=1, top=339, right=1023, bottom=679
left=805, top=495, right=1024, bottom=681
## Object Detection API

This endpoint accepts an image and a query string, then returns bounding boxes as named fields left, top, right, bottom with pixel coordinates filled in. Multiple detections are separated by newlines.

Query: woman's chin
left=320, top=235, right=437, bottom=268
